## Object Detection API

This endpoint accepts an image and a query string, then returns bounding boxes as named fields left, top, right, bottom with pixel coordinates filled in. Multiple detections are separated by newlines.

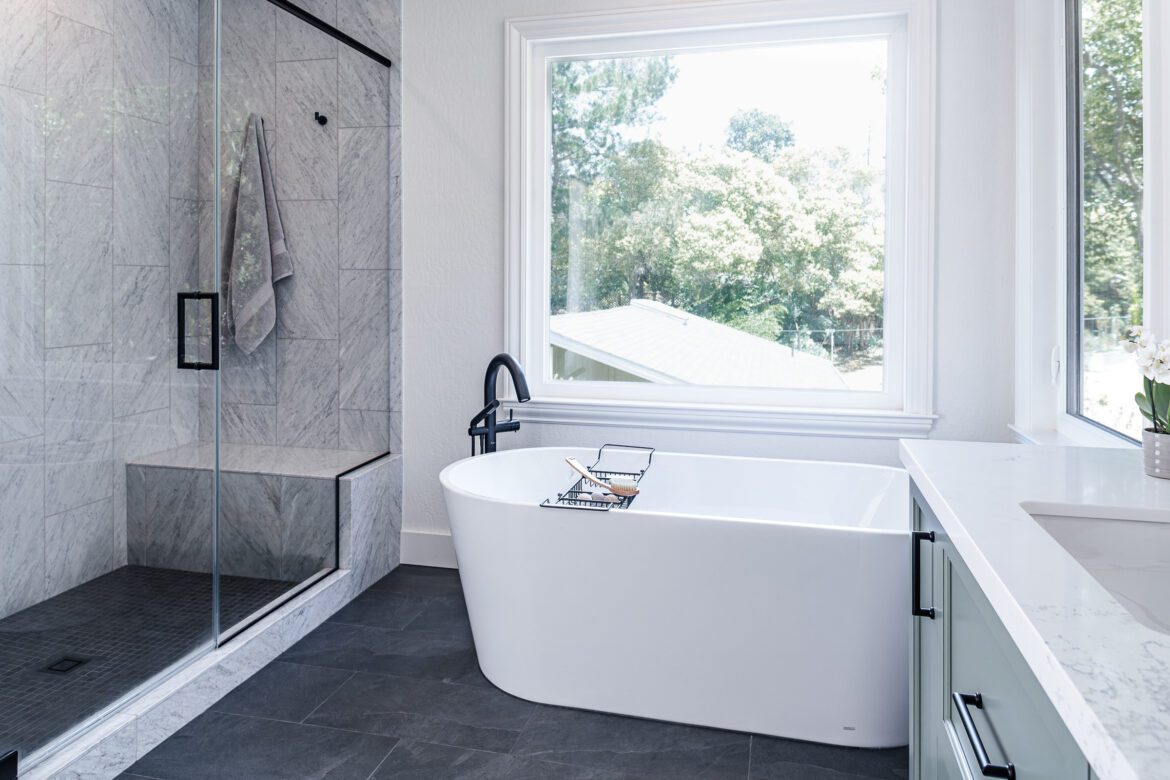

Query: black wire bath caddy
left=540, top=444, right=654, bottom=512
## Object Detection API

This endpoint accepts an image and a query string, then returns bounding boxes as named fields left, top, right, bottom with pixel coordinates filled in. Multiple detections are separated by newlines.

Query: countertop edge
left=900, top=442, right=1140, bottom=780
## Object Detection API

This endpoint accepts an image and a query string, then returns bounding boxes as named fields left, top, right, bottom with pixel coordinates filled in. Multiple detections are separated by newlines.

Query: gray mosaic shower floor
left=0, top=566, right=297, bottom=760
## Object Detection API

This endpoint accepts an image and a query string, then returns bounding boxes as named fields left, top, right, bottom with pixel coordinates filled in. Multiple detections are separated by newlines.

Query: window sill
left=1009, top=419, right=1138, bottom=449
left=504, top=398, right=937, bottom=439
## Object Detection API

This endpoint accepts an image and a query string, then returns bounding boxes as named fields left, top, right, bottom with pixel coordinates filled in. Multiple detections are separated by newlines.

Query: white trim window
left=1014, top=0, right=1168, bottom=446
left=506, top=0, right=938, bottom=437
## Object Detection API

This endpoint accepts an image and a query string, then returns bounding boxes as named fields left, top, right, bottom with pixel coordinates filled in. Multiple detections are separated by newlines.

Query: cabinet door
left=945, top=548, right=1090, bottom=780
left=911, top=486, right=944, bottom=780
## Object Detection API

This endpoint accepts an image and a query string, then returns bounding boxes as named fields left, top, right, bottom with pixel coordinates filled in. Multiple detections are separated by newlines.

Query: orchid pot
left=1124, top=327, right=1170, bottom=479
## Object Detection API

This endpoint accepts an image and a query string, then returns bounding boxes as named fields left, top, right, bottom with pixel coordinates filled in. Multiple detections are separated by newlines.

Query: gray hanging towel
left=221, top=113, right=294, bottom=354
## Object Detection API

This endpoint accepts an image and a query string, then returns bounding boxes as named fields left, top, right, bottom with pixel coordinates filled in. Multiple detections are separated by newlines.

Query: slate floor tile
left=372, top=740, right=633, bottom=779
left=281, top=620, right=478, bottom=682
left=305, top=672, right=534, bottom=753
left=133, top=567, right=909, bottom=780
left=212, top=661, right=353, bottom=722
left=512, top=706, right=750, bottom=779
left=368, top=564, right=463, bottom=597
left=402, top=593, right=474, bottom=640
left=126, top=710, right=397, bottom=780
left=328, top=588, right=430, bottom=630
left=748, top=736, right=908, bottom=780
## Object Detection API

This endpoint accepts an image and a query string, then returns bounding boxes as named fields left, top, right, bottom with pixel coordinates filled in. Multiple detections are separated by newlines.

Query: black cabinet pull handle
left=177, top=292, right=220, bottom=370
left=952, top=692, right=1016, bottom=779
left=912, top=530, right=935, bottom=619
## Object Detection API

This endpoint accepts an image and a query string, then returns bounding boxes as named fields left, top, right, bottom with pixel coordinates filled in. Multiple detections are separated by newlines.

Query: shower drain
left=43, top=655, right=88, bottom=674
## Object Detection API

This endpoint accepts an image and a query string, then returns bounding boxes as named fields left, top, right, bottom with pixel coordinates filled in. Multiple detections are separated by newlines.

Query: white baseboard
left=401, top=530, right=458, bottom=568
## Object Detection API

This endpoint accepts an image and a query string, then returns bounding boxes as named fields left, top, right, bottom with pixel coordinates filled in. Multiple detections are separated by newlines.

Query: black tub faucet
left=469, top=353, right=531, bottom=455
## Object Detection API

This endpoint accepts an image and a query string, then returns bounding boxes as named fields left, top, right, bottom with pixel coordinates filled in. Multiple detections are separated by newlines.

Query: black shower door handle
left=177, top=292, right=220, bottom=370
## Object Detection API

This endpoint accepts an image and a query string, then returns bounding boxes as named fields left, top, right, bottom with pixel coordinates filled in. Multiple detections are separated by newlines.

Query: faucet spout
left=475, top=353, right=530, bottom=455
left=483, top=353, right=530, bottom=407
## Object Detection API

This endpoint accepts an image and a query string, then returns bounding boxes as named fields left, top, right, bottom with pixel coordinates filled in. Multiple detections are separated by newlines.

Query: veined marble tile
left=197, top=0, right=214, bottom=69
left=46, top=180, right=113, bottom=348
left=219, top=0, right=275, bottom=135
left=275, top=58, right=338, bottom=200
left=198, top=197, right=216, bottom=289
left=339, top=269, right=388, bottom=412
left=277, top=200, right=339, bottom=341
left=170, top=364, right=201, bottom=446
left=0, top=266, right=45, bottom=444
left=340, top=410, right=389, bottom=453
left=114, top=0, right=170, bottom=123
left=114, top=266, right=170, bottom=417
left=338, top=46, right=388, bottom=129
left=389, top=167, right=400, bottom=271
left=221, top=402, right=277, bottom=446
left=338, top=126, right=389, bottom=269
left=171, top=0, right=199, bottom=66
left=114, top=112, right=170, bottom=266
left=340, top=455, right=400, bottom=589
left=389, top=268, right=401, bottom=410
left=170, top=58, right=199, bottom=199
left=197, top=64, right=214, bottom=201
left=281, top=475, right=336, bottom=581
left=0, top=0, right=46, bottom=94
left=169, top=198, right=201, bottom=303
left=336, top=0, right=398, bottom=63
left=114, top=406, right=173, bottom=567
left=49, top=712, right=138, bottom=780
left=389, top=66, right=400, bottom=125
left=45, top=343, right=114, bottom=515
left=50, top=0, right=114, bottom=32
left=127, top=463, right=212, bottom=571
left=46, top=13, right=114, bottom=187
left=0, top=435, right=46, bottom=620
left=46, top=497, right=114, bottom=597
left=276, top=338, right=339, bottom=448
left=220, top=471, right=284, bottom=580
left=221, top=336, right=278, bottom=405
left=388, top=410, right=401, bottom=453
left=276, top=0, right=337, bottom=62
left=0, top=87, right=46, bottom=266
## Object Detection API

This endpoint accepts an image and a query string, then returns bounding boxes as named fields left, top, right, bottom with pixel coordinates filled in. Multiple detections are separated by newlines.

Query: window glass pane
left=548, top=40, right=888, bottom=391
left=1076, top=0, right=1144, bottom=436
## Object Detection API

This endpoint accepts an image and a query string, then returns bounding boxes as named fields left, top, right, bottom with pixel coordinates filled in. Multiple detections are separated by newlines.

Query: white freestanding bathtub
left=439, top=446, right=909, bottom=748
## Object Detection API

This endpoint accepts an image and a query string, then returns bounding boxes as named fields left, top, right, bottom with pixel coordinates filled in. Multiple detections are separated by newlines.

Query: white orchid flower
left=1122, top=325, right=1151, bottom=353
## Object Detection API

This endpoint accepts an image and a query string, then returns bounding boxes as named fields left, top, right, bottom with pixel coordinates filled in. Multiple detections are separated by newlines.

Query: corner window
left=1067, top=0, right=1145, bottom=439
left=508, top=1, right=937, bottom=425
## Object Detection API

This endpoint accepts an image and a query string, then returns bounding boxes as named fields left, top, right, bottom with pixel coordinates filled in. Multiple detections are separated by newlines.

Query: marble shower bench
left=126, top=443, right=402, bottom=587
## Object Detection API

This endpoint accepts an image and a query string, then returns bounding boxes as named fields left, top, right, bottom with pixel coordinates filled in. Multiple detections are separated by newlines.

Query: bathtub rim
left=440, top=446, right=909, bottom=536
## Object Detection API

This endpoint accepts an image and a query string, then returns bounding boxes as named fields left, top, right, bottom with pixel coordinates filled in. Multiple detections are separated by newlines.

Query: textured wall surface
left=206, top=0, right=402, bottom=455
left=0, top=0, right=205, bottom=619
left=0, top=0, right=403, bottom=617
left=401, top=0, right=1017, bottom=543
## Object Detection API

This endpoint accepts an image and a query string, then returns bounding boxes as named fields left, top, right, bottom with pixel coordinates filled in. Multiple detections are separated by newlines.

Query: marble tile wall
left=210, top=0, right=402, bottom=455
left=0, top=0, right=206, bottom=621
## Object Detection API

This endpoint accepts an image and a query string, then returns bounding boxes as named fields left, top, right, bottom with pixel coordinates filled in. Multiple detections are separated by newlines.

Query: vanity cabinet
left=911, top=484, right=1091, bottom=780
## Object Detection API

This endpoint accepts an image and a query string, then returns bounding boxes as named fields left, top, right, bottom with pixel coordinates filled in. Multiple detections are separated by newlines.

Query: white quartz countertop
left=900, top=440, right=1170, bottom=780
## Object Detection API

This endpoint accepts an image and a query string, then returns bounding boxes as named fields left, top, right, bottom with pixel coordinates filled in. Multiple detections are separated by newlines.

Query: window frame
left=1014, top=0, right=1167, bottom=447
left=1064, top=0, right=1141, bottom=443
left=504, top=0, right=939, bottom=438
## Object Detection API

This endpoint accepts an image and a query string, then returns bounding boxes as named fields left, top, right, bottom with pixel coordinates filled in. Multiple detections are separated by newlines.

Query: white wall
left=401, top=0, right=1016, bottom=555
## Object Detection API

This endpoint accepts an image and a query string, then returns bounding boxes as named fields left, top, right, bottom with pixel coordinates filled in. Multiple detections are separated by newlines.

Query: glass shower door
left=210, top=0, right=395, bottom=642
left=0, top=0, right=218, bottom=769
